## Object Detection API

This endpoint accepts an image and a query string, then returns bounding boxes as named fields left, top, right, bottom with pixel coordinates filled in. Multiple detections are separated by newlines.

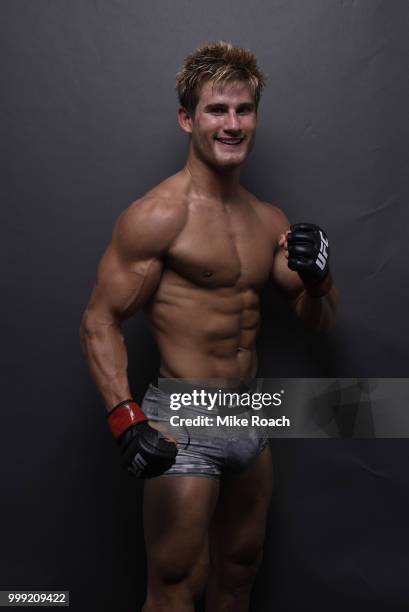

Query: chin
left=217, top=159, right=245, bottom=170
left=215, top=153, right=247, bottom=168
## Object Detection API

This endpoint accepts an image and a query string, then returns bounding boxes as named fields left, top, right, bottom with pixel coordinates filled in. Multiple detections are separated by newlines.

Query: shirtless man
left=80, top=41, right=337, bottom=612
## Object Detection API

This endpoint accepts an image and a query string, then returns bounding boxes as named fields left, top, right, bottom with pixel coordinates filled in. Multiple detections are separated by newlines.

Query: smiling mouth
left=216, top=138, right=244, bottom=146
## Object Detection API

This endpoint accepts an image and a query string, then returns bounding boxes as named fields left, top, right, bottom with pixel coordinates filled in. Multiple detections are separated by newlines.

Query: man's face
left=184, top=80, right=257, bottom=169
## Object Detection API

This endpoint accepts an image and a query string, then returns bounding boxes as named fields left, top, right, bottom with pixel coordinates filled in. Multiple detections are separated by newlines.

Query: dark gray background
left=1, top=1, right=409, bottom=610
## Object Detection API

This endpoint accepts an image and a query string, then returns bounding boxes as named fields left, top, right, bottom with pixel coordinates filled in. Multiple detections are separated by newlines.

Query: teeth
left=218, top=139, right=242, bottom=144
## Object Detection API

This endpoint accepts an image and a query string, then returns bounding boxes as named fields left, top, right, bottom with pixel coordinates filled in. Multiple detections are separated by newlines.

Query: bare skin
left=80, top=79, right=337, bottom=611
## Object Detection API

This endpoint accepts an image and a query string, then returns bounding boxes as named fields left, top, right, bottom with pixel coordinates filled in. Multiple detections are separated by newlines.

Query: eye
left=238, top=106, right=253, bottom=114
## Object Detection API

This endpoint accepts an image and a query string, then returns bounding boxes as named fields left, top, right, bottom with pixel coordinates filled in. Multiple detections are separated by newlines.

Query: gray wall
left=2, top=1, right=409, bottom=610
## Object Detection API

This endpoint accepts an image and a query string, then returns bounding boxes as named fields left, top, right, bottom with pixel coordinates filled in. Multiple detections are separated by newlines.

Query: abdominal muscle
left=145, top=273, right=261, bottom=380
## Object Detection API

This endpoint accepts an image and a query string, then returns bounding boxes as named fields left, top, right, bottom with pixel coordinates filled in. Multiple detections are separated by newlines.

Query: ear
left=177, top=106, right=193, bottom=134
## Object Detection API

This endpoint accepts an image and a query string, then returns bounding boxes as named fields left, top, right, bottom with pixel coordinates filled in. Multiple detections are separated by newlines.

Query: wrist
left=303, top=270, right=333, bottom=298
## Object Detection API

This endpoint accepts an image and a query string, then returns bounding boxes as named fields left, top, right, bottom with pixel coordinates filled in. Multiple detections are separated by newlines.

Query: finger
left=288, top=244, right=315, bottom=258
left=278, top=234, right=286, bottom=246
left=288, top=257, right=315, bottom=272
left=290, top=223, right=320, bottom=233
left=287, top=231, right=316, bottom=244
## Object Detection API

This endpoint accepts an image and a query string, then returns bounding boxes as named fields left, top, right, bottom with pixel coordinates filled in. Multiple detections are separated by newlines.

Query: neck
left=183, top=147, right=242, bottom=202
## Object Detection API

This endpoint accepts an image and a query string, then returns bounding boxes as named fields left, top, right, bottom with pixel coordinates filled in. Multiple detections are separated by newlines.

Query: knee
left=189, top=557, right=210, bottom=595
left=217, top=545, right=264, bottom=590
left=149, top=551, right=209, bottom=598
left=154, top=553, right=191, bottom=585
left=157, top=552, right=208, bottom=584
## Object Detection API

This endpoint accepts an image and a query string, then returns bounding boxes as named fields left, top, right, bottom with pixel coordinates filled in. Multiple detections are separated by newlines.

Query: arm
left=80, top=197, right=187, bottom=479
left=270, top=207, right=338, bottom=333
left=80, top=196, right=186, bottom=410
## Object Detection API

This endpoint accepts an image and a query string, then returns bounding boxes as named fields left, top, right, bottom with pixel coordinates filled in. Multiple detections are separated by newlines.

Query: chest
left=166, top=202, right=275, bottom=289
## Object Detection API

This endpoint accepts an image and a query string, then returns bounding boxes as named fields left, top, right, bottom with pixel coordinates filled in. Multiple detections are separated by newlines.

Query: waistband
left=157, top=377, right=259, bottom=395
left=152, top=377, right=263, bottom=416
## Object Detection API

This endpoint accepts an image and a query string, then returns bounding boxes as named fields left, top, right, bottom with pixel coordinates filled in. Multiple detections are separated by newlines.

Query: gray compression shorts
left=141, top=383, right=269, bottom=479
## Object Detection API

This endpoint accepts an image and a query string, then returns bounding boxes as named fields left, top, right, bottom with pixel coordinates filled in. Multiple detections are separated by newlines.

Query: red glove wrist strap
left=107, top=399, right=147, bottom=439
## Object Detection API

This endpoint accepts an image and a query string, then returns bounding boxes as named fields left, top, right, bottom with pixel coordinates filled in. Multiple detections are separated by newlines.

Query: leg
left=205, top=444, right=273, bottom=612
left=142, top=475, right=219, bottom=612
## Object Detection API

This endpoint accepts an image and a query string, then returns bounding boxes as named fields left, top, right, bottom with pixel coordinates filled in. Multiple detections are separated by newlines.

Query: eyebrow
left=204, top=102, right=255, bottom=111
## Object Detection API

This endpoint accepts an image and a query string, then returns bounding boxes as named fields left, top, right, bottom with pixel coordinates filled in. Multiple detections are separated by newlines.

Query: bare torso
left=143, top=172, right=280, bottom=379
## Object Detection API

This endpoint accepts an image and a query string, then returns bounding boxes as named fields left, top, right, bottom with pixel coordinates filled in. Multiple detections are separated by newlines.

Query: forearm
left=80, top=313, right=132, bottom=410
left=291, top=285, right=338, bottom=332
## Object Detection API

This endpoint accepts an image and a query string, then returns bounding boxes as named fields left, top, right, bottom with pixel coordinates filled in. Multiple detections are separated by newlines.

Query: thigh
left=144, top=475, right=219, bottom=581
left=209, top=444, right=273, bottom=564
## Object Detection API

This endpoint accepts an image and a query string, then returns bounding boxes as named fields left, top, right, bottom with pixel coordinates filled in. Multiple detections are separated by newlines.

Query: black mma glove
left=107, top=399, right=177, bottom=478
left=287, top=222, right=332, bottom=297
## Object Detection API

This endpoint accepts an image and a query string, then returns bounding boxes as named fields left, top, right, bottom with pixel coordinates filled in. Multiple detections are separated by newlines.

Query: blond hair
left=176, top=41, right=266, bottom=113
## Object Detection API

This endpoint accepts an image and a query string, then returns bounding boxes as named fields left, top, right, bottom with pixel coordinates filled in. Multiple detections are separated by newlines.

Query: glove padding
left=287, top=222, right=331, bottom=295
left=107, top=399, right=177, bottom=479
left=118, top=420, right=178, bottom=479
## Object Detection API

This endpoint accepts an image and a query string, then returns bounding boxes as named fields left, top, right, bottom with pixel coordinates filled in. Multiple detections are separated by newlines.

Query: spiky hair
left=176, top=41, right=267, bottom=113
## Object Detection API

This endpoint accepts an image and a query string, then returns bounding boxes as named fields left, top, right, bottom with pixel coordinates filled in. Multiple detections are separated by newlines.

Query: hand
left=279, top=222, right=332, bottom=297
left=148, top=420, right=177, bottom=444
left=107, top=400, right=178, bottom=478
left=119, top=421, right=178, bottom=478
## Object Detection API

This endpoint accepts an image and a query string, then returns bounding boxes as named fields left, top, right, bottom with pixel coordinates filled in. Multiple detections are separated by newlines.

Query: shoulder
left=112, top=194, right=188, bottom=260
left=255, top=199, right=289, bottom=224
left=245, top=192, right=291, bottom=235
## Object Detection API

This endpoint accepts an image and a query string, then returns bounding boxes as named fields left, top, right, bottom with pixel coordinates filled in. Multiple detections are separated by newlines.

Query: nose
left=223, top=110, right=241, bottom=133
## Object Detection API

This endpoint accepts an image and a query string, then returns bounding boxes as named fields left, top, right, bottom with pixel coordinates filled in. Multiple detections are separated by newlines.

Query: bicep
left=83, top=196, right=186, bottom=323
left=84, top=244, right=163, bottom=323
